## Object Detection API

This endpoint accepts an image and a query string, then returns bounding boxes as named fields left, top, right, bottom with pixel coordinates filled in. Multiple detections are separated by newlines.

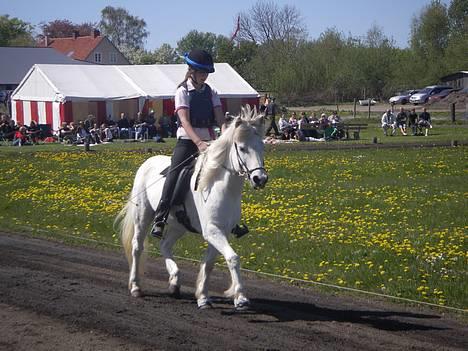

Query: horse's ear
left=234, top=117, right=243, bottom=128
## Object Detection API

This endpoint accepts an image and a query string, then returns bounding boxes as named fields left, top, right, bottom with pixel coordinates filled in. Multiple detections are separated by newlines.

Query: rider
left=150, top=49, right=226, bottom=238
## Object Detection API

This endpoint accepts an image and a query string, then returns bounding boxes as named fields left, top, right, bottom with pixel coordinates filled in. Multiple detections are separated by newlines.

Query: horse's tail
left=115, top=197, right=136, bottom=266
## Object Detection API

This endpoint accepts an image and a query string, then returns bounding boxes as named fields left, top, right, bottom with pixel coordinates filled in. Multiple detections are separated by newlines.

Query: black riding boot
left=151, top=200, right=170, bottom=238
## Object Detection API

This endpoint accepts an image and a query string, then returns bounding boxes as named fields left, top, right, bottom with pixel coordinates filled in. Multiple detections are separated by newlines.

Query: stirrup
left=232, top=224, right=249, bottom=238
left=150, top=221, right=165, bottom=239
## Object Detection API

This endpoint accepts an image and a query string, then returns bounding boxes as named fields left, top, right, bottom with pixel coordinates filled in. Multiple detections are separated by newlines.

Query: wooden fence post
left=450, top=103, right=456, bottom=123
left=368, top=99, right=371, bottom=119
left=353, top=99, right=357, bottom=118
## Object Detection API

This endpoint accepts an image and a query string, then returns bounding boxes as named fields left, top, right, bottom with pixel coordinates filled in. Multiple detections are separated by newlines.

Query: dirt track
left=0, top=233, right=466, bottom=351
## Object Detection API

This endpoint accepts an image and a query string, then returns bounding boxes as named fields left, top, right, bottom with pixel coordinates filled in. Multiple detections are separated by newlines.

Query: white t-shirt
left=175, top=79, right=222, bottom=140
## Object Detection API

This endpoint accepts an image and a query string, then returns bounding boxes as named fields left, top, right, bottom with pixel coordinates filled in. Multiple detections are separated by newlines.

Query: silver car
left=389, top=90, right=418, bottom=105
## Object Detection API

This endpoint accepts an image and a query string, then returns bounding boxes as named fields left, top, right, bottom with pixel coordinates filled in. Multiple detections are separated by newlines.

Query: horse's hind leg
left=159, top=224, right=185, bottom=298
left=129, top=224, right=145, bottom=297
left=195, top=244, right=218, bottom=308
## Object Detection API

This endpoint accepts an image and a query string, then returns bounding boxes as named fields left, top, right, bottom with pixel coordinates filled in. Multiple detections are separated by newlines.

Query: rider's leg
left=151, top=139, right=198, bottom=238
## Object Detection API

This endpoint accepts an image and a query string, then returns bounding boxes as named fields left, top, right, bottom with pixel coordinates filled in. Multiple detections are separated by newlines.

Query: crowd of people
left=381, top=107, right=433, bottom=136
left=0, top=110, right=177, bottom=146
left=0, top=102, right=438, bottom=147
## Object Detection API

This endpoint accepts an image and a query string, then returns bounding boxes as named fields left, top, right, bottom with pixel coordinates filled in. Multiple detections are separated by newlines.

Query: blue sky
left=2, top=0, right=450, bottom=49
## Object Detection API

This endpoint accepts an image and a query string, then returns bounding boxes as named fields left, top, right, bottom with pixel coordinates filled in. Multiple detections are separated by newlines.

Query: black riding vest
left=179, top=84, right=215, bottom=128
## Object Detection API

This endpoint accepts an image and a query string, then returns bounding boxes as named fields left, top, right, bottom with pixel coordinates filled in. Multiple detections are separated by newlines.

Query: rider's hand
left=196, top=140, right=209, bottom=152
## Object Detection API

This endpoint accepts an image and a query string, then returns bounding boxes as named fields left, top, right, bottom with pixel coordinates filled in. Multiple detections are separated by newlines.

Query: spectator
left=418, top=107, right=432, bottom=137
left=328, top=111, right=341, bottom=124
left=89, top=123, right=102, bottom=144
left=288, top=112, right=299, bottom=131
left=318, top=113, right=329, bottom=130
left=100, top=123, right=113, bottom=142
left=117, top=112, right=131, bottom=138
left=58, top=122, right=72, bottom=143
left=278, top=113, right=294, bottom=139
left=408, top=108, right=418, bottom=136
left=84, top=114, right=95, bottom=133
left=27, top=120, right=41, bottom=143
left=395, top=107, right=408, bottom=136
left=76, top=121, right=90, bottom=144
left=135, top=112, right=149, bottom=141
left=0, top=114, right=15, bottom=141
left=12, top=126, right=28, bottom=146
left=381, top=109, right=396, bottom=136
left=264, top=97, right=280, bottom=136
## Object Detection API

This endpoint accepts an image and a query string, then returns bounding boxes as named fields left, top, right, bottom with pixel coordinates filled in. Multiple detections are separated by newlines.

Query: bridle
left=229, top=142, right=267, bottom=180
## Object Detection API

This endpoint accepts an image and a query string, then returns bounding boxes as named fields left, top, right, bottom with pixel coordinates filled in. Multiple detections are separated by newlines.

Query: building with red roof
left=47, top=29, right=129, bottom=65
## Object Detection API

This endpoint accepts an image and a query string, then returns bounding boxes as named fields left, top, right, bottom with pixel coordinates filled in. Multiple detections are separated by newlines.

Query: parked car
left=358, top=98, right=377, bottom=106
left=409, top=85, right=453, bottom=104
left=427, top=88, right=457, bottom=104
left=389, top=90, right=419, bottom=105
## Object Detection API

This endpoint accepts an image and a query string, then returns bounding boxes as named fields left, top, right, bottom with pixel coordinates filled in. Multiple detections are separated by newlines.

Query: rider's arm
left=178, top=108, right=208, bottom=152
left=214, top=106, right=226, bottom=133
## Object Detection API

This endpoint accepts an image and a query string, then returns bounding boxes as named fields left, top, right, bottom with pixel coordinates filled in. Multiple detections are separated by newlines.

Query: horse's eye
left=239, top=146, right=247, bottom=153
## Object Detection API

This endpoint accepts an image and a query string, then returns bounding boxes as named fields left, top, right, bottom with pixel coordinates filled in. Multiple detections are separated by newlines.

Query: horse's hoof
left=168, top=285, right=181, bottom=299
left=197, top=297, right=213, bottom=310
left=130, top=289, right=143, bottom=298
left=198, top=301, right=213, bottom=310
left=235, top=297, right=250, bottom=311
left=235, top=301, right=251, bottom=311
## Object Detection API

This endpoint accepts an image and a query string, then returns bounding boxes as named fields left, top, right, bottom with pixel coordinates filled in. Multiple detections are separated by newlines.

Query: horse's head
left=229, top=105, right=268, bottom=189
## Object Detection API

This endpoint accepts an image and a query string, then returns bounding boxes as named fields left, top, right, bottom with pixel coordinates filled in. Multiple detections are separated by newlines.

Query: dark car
left=427, top=88, right=456, bottom=104
left=410, top=85, right=453, bottom=104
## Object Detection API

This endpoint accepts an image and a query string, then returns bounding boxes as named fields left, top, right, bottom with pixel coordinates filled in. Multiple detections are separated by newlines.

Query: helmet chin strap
left=190, top=71, right=205, bottom=89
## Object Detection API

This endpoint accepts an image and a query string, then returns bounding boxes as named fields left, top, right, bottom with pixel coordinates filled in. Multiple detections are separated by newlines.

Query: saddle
left=160, top=163, right=249, bottom=238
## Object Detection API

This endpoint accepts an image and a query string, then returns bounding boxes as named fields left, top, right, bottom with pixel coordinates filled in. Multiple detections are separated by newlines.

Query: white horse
left=117, top=106, right=268, bottom=309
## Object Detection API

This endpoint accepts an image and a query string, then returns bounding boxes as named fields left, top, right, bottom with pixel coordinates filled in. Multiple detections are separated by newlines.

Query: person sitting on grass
left=279, top=113, right=295, bottom=140
left=395, top=107, right=408, bottom=136
left=27, top=120, right=41, bottom=143
left=381, top=109, right=396, bottom=136
left=12, top=126, right=29, bottom=146
left=100, top=123, right=113, bottom=142
left=418, top=107, right=432, bottom=137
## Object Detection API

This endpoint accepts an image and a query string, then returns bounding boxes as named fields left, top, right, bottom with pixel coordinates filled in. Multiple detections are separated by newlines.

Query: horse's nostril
left=253, top=175, right=260, bottom=184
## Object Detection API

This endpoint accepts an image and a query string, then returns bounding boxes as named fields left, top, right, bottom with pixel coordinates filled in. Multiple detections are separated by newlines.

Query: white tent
left=11, top=63, right=259, bottom=130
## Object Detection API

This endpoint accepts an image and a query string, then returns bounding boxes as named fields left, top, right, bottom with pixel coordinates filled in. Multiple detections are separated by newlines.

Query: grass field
left=0, top=132, right=466, bottom=310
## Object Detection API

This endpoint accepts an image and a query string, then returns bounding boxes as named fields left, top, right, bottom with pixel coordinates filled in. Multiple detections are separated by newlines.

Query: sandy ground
left=0, top=233, right=466, bottom=351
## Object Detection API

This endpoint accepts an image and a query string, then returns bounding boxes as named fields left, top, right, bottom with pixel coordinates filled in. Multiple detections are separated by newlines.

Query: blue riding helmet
left=184, top=49, right=215, bottom=73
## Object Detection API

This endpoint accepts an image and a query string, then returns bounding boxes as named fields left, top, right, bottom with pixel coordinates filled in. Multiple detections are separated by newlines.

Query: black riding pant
left=156, top=139, right=198, bottom=221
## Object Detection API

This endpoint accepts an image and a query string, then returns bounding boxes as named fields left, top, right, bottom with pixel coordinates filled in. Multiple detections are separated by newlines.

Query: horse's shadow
left=215, top=295, right=445, bottom=332
left=143, top=292, right=445, bottom=332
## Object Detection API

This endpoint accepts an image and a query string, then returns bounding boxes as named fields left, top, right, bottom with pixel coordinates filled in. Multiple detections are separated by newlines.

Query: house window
left=109, top=52, right=117, bottom=63
left=94, top=52, right=102, bottom=63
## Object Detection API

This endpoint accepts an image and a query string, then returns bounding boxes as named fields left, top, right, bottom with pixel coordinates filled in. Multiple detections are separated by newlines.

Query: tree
left=236, top=1, right=306, bottom=45
left=153, top=44, right=180, bottom=64
left=176, top=30, right=218, bottom=57
left=99, top=6, right=149, bottom=50
left=0, top=15, right=35, bottom=46
left=39, top=19, right=96, bottom=38
left=448, top=0, right=468, bottom=36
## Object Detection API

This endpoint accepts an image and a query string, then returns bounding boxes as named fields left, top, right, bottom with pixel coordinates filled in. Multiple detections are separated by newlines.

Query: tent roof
left=0, top=47, right=84, bottom=85
left=12, top=63, right=259, bottom=102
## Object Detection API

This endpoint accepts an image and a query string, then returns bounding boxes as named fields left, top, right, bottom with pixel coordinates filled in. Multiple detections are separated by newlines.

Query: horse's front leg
left=203, top=224, right=249, bottom=309
left=159, top=223, right=186, bottom=297
left=195, top=243, right=219, bottom=308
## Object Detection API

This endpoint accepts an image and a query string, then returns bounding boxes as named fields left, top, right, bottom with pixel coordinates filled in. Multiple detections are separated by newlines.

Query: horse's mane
left=195, top=105, right=264, bottom=191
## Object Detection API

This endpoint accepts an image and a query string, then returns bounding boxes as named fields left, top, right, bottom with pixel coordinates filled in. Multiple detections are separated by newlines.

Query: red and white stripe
left=12, top=100, right=64, bottom=132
